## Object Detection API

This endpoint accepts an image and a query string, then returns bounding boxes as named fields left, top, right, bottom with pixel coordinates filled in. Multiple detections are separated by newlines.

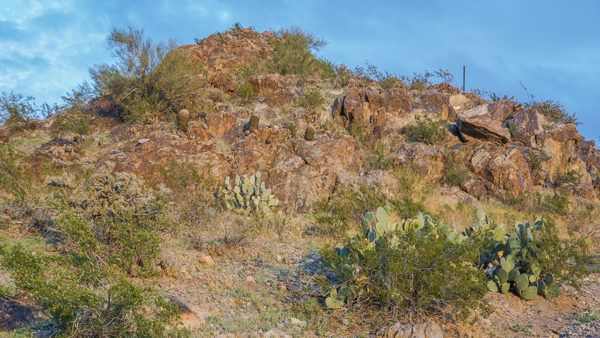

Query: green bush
left=389, top=196, right=430, bottom=219
left=0, top=91, right=37, bottom=125
left=59, top=172, right=168, bottom=276
left=527, top=100, right=577, bottom=124
left=313, top=184, right=386, bottom=237
left=236, top=82, right=257, bottom=103
left=403, top=120, right=447, bottom=144
left=297, top=89, right=324, bottom=112
left=0, top=241, right=182, bottom=336
left=91, top=26, right=204, bottom=123
left=51, top=110, right=93, bottom=135
left=269, top=27, right=326, bottom=77
left=0, top=144, right=31, bottom=202
left=320, top=207, right=488, bottom=319
left=468, top=214, right=594, bottom=300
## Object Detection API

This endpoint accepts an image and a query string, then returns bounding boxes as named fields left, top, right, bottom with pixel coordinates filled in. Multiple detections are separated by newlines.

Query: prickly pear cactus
left=478, top=217, right=558, bottom=301
left=220, top=171, right=279, bottom=216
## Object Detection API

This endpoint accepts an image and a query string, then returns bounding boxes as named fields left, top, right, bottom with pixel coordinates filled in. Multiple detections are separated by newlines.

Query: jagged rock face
left=249, top=73, right=296, bottom=106
left=392, top=143, right=446, bottom=181
left=332, top=87, right=411, bottom=133
left=97, top=123, right=233, bottom=184
left=456, top=104, right=512, bottom=143
left=185, top=28, right=275, bottom=92
left=267, top=135, right=363, bottom=211
left=420, top=92, right=457, bottom=120
left=467, top=143, right=532, bottom=195
left=506, top=107, right=547, bottom=147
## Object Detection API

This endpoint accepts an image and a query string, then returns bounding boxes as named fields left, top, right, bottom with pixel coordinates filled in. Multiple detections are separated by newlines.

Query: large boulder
left=267, top=135, right=363, bottom=211
left=457, top=104, right=511, bottom=143
left=467, top=143, right=532, bottom=195
left=392, top=143, right=446, bottom=181
left=420, top=92, right=457, bottom=120
left=506, top=107, right=547, bottom=147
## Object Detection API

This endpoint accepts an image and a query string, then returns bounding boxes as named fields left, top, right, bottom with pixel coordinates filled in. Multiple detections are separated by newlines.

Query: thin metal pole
left=462, top=65, right=466, bottom=92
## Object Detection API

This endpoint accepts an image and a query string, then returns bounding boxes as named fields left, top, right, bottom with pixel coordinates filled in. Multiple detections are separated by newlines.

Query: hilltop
left=0, top=25, right=599, bottom=337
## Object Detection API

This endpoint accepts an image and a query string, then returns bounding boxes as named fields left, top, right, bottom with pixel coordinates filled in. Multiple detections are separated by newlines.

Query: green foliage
left=51, top=110, right=93, bottom=136
left=220, top=172, right=279, bottom=216
left=321, top=207, right=488, bottom=319
left=536, top=192, right=569, bottom=216
left=91, top=26, right=204, bottom=122
left=269, top=27, right=326, bottom=77
left=0, top=144, right=31, bottom=202
left=297, top=89, right=324, bottom=112
left=443, top=155, right=468, bottom=187
left=471, top=215, right=594, bottom=300
left=555, top=170, right=581, bottom=187
left=0, top=241, right=181, bottom=336
left=389, top=196, right=430, bottom=219
left=312, top=184, right=386, bottom=237
left=59, top=172, right=168, bottom=276
left=403, top=120, right=447, bottom=144
left=527, top=100, right=577, bottom=124
left=236, top=82, right=257, bottom=103
left=578, top=311, right=600, bottom=324
left=0, top=91, right=39, bottom=125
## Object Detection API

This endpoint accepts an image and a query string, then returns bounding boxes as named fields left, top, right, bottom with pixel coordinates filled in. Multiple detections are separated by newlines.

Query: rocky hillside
left=0, top=26, right=599, bottom=337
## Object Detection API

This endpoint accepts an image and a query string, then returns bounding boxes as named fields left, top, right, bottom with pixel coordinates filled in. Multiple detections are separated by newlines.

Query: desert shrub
left=0, top=144, right=31, bottom=202
left=313, top=184, right=387, bottom=237
left=443, top=155, right=468, bottom=187
left=219, top=172, right=279, bottom=216
left=269, top=27, right=326, bottom=77
left=51, top=110, right=93, bottom=135
left=389, top=196, right=430, bottom=219
left=536, top=191, right=569, bottom=216
left=91, top=26, right=204, bottom=123
left=236, top=82, right=257, bottom=103
left=554, top=170, right=581, bottom=187
left=0, top=241, right=181, bottom=336
left=320, top=207, right=488, bottom=319
left=468, top=214, right=594, bottom=301
left=527, top=100, right=577, bottom=124
left=297, top=89, right=324, bottom=112
left=403, top=120, right=447, bottom=144
left=0, top=91, right=37, bottom=125
left=58, top=172, right=169, bottom=275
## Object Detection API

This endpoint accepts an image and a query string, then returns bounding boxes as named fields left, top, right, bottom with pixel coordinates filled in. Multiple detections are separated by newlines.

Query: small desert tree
left=91, top=26, right=204, bottom=122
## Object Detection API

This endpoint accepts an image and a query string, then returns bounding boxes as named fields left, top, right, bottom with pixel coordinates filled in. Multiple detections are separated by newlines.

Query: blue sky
left=1, top=0, right=599, bottom=139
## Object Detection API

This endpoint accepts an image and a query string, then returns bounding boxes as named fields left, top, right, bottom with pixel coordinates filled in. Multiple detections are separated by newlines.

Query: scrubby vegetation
left=403, top=120, right=447, bottom=144
left=1, top=24, right=599, bottom=337
left=320, top=207, right=488, bottom=319
left=91, top=26, right=204, bottom=122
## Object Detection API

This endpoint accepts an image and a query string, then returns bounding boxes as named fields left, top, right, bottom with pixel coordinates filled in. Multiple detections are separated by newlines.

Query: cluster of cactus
left=325, top=206, right=466, bottom=308
left=220, top=171, right=278, bottom=215
left=360, top=206, right=467, bottom=245
left=479, top=217, right=559, bottom=300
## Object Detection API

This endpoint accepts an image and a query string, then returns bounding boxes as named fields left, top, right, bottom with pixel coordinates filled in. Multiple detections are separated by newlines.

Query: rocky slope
left=1, top=27, right=599, bottom=336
